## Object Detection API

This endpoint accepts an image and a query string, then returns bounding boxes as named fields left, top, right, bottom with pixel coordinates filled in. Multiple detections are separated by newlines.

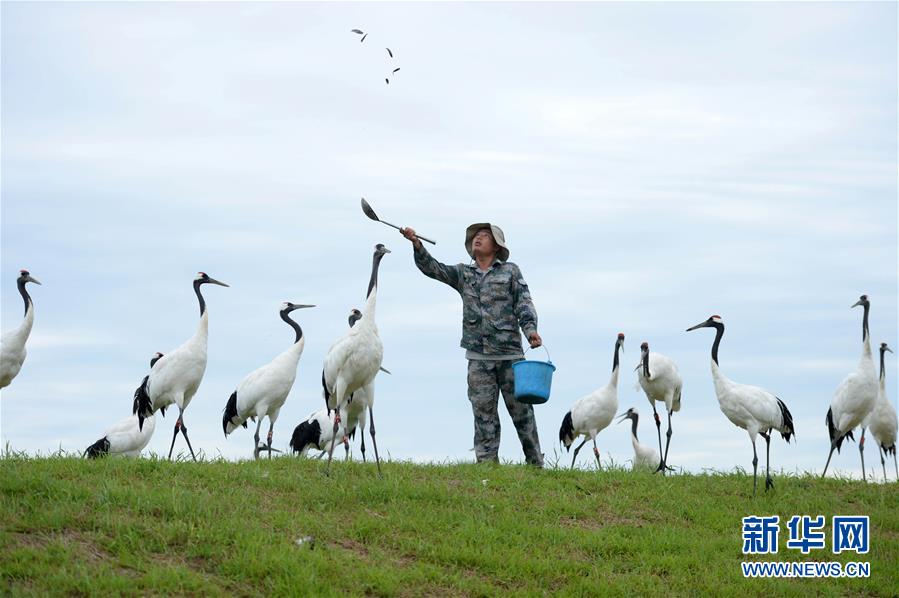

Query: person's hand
left=400, top=227, right=422, bottom=249
left=528, top=331, right=542, bottom=348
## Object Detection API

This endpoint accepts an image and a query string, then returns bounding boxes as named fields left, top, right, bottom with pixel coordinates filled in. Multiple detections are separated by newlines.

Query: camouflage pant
left=467, top=360, right=544, bottom=466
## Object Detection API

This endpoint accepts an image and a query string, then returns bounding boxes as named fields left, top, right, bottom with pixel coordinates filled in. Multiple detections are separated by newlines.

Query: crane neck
left=861, top=302, right=870, bottom=343
left=880, top=346, right=887, bottom=381
left=630, top=416, right=639, bottom=442
left=193, top=279, right=208, bottom=317
left=641, top=351, right=650, bottom=378
left=281, top=310, right=304, bottom=344
left=366, top=251, right=386, bottom=302
left=612, top=340, right=621, bottom=373
left=17, top=278, right=33, bottom=317
left=710, top=323, right=724, bottom=366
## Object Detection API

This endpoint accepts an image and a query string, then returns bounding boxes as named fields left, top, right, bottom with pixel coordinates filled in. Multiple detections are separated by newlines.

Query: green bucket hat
left=465, top=223, right=509, bottom=262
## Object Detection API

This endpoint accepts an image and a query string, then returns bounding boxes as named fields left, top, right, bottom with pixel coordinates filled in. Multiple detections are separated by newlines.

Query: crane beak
left=886, top=346, right=894, bottom=354
left=850, top=300, right=862, bottom=308
left=616, top=412, right=630, bottom=423
left=25, top=275, right=41, bottom=285
left=207, top=277, right=229, bottom=287
left=686, top=321, right=707, bottom=332
left=379, top=366, right=392, bottom=375
left=290, top=304, right=316, bottom=310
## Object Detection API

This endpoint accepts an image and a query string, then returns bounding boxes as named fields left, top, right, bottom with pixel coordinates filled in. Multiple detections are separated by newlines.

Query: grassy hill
left=1, top=455, right=896, bottom=596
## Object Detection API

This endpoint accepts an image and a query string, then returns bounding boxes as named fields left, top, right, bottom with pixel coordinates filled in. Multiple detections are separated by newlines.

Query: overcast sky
left=2, top=2, right=896, bottom=479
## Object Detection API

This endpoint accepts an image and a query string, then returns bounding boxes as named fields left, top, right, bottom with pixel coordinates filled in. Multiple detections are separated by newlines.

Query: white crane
left=617, top=407, right=660, bottom=470
left=823, top=295, right=879, bottom=479
left=559, top=333, right=624, bottom=469
left=223, top=302, right=315, bottom=459
left=85, top=352, right=163, bottom=458
left=1, top=270, right=41, bottom=390
left=687, top=315, right=795, bottom=496
left=321, top=244, right=390, bottom=475
left=289, top=406, right=349, bottom=458
left=635, top=341, right=682, bottom=473
left=134, top=271, right=229, bottom=460
left=862, top=342, right=896, bottom=482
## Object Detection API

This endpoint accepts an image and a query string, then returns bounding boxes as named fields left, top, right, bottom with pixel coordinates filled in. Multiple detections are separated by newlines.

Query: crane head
left=348, top=308, right=363, bottom=328
left=851, top=294, right=869, bottom=308
left=281, top=302, right=315, bottom=313
left=150, top=352, right=164, bottom=368
left=686, top=315, right=723, bottom=331
left=616, top=408, right=638, bottom=424
left=17, top=270, right=41, bottom=285
left=374, top=244, right=391, bottom=256
left=195, top=272, right=230, bottom=287
left=882, top=342, right=893, bottom=354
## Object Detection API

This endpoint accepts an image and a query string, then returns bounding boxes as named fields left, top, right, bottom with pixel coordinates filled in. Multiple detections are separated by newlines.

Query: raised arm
left=401, top=227, right=463, bottom=292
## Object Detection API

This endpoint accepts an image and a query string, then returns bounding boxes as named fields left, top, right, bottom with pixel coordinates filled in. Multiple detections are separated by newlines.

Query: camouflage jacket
left=413, top=244, right=538, bottom=355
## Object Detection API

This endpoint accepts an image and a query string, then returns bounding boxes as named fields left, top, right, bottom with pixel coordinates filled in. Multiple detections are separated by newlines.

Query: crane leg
left=858, top=428, right=867, bottom=482
left=266, top=422, right=275, bottom=460
left=651, top=404, right=664, bottom=473
left=880, top=446, right=887, bottom=482
left=253, top=419, right=263, bottom=460
left=167, top=419, right=181, bottom=460
left=660, top=410, right=676, bottom=473
left=762, top=432, right=773, bottom=492
left=571, top=438, right=588, bottom=469
left=325, top=399, right=343, bottom=476
left=179, top=418, right=197, bottom=462
left=893, top=450, right=898, bottom=481
left=822, top=440, right=839, bottom=478
left=592, top=437, right=601, bottom=470
left=360, top=426, right=367, bottom=462
left=751, top=438, right=759, bottom=497
left=344, top=434, right=350, bottom=461
left=369, top=406, right=383, bottom=478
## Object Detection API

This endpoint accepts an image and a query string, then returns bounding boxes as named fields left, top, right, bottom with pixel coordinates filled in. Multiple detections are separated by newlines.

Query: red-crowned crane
left=223, top=302, right=315, bottom=459
left=289, top=405, right=349, bottom=458
left=823, top=295, right=879, bottom=479
left=85, top=352, right=163, bottom=458
left=1, top=270, right=41, bottom=390
left=862, top=342, right=896, bottom=481
left=559, top=333, right=624, bottom=469
left=635, top=341, right=682, bottom=473
left=617, top=407, right=660, bottom=470
left=687, top=315, right=794, bottom=496
left=134, top=272, right=228, bottom=460
left=321, top=244, right=390, bottom=475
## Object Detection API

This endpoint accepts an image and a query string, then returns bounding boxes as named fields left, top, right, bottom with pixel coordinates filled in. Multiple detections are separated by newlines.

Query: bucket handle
left=524, top=344, right=551, bottom=363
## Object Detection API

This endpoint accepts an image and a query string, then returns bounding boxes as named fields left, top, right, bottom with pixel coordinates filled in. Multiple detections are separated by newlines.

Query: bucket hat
left=465, top=223, right=509, bottom=262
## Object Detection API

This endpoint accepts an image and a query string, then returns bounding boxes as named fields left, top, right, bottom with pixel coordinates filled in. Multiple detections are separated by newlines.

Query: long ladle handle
left=381, top=219, right=436, bottom=245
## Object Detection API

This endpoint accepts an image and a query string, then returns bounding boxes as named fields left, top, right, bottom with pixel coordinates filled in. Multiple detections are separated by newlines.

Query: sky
left=1, top=2, right=896, bottom=479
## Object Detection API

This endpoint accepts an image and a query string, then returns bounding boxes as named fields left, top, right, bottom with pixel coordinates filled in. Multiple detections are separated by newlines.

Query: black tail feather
left=826, top=407, right=853, bottom=453
left=321, top=370, right=331, bottom=412
left=222, top=391, right=241, bottom=436
left=559, top=411, right=574, bottom=450
left=290, top=419, right=322, bottom=454
left=132, top=375, right=152, bottom=431
left=84, top=437, right=110, bottom=459
left=776, top=397, right=794, bottom=442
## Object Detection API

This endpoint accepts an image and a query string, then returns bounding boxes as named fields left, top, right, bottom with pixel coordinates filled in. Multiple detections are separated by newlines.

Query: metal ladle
left=361, top=198, right=436, bottom=245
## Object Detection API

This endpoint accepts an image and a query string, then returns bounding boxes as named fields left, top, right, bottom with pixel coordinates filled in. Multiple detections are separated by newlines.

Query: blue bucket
left=512, top=346, right=556, bottom=405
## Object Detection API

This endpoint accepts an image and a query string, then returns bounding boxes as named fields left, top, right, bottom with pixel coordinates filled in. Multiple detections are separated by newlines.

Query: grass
left=1, top=454, right=897, bottom=596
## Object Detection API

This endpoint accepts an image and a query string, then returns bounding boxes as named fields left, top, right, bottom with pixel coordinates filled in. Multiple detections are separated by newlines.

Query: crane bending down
left=85, top=352, right=163, bottom=458
left=559, top=333, right=624, bottom=469
left=862, top=342, right=896, bottom=482
left=617, top=407, right=660, bottom=470
left=1, top=270, right=41, bottom=390
left=223, top=302, right=315, bottom=459
left=823, top=295, right=879, bottom=479
left=321, top=244, right=390, bottom=475
left=134, top=272, right=229, bottom=460
left=687, top=315, right=794, bottom=496
left=289, top=406, right=349, bottom=458
left=635, top=342, right=682, bottom=473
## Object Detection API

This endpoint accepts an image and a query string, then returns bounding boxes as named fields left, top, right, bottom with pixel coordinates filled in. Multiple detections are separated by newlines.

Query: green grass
left=1, top=455, right=896, bottom=596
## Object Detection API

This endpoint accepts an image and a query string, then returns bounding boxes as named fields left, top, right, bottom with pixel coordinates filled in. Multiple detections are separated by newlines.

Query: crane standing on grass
left=223, top=302, right=315, bottom=459
left=1, top=270, right=41, bottom=391
left=617, top=407, right=660, bottom=470
left=134, top=272, right=229, bottom=460
left=822, top=295, right=879, bottom=479
left=635, top=342, right=682, bottom=473
left=863, top=342, right=896, bottom=481
left=559, top=333, right=625, bottom=469
left=687, top=315, right=794, bottom=496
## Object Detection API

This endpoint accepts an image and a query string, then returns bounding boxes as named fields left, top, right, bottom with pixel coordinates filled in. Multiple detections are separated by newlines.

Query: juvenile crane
left=134, top=272, right=229, bottom=460
left=289, top=406, right=348, bottom=458
left=823, top=295, right=878, bottom=479
left=223, top=302, right=315, bottom=459
left=1, top=270, right=41, bottom=390
left=559, top=333, right=625, bottom=469
left=863, top=342, right=896, bottom=481
left=322, top=244, right=390, bottom=474
left=635, top=341, right=682, bottom=472
left=85, top=352, right=163, bottom=458
left=617, top=407, right=660, bottom=470
left=687, top=315, right=794, bottom=496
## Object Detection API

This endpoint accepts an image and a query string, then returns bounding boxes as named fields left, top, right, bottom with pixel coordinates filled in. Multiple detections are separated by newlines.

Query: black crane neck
left=862, top=302, right=870, bottom=343
left=17, top=278, right=32, bottom=317
left=193, top=279, right=207, bottom=316
left=711, top=323, right=724, bottom=366
left=630, top=416, right=639, bottom=442
left=880, top=346, right=887, bottom=381
left=281, top=309, right=304, bottom=344
left=612, top=340, right=622, bottom=372
left=367, top=252, right=386, bottom=299
left=642, top=351, right=650, bottom=378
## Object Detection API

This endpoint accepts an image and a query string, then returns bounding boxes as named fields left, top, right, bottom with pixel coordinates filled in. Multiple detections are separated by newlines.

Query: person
left=400, top=222, right=545, bottom=467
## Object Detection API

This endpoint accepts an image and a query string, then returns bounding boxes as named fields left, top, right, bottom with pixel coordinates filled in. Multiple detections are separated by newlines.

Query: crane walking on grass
left=223, top=302, right=315, bottom=459
left=1, top=270, right=41, bottom=391
left=862, top=342, right=896, bottom=481
left=687, top=315, right=794, bottom=496
left=85, top=352, right=163, bottom=458
left=134, top=272, right=229, bottom=460
left=635, top=341, right=682, bottom=473
left=823, top=295, right=878, bottom=479
left=322, top=244, right=390, bottom=475
left=617, top=407, right=660, bottom=470
left=559, top=333, right=624, bottom=469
